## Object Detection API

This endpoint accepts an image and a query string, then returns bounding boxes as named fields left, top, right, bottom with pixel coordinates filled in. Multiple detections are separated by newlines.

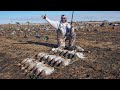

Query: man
left=41, top=15, right=76, bottom=50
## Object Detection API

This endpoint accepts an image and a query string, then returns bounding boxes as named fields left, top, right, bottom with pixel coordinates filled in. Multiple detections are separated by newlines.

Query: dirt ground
left=0, top=25, right=120, bottom=79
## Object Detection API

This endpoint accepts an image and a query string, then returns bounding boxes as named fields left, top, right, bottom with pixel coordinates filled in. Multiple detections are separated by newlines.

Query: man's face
left=61, top=16, right=67, bottom=23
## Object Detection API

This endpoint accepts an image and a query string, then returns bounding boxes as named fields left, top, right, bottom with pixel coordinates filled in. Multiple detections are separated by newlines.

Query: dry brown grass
left=0, top=25, right=120, bottom=79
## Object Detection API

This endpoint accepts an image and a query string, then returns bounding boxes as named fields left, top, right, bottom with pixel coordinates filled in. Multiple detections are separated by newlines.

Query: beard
left=61, top=20, right=67, bottom=23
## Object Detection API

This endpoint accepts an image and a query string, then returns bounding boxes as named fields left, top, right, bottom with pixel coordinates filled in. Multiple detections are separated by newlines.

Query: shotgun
left=69, top=11, right=74, bottom=48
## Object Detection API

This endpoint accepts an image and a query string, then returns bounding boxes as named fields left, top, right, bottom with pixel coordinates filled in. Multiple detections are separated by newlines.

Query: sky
left=0, top=11, right=120, bottom=24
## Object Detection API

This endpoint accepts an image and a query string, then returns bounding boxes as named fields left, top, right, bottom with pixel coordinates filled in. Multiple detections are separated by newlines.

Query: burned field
left=0, top=22, right=120, bottom=79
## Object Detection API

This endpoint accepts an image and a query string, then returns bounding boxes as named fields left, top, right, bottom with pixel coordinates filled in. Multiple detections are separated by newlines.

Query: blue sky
left=0, top=11, right=120, bottom=24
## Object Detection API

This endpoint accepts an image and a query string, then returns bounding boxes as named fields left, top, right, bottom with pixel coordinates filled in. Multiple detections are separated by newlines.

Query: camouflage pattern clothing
left=45, top=17, right=76, bottom=49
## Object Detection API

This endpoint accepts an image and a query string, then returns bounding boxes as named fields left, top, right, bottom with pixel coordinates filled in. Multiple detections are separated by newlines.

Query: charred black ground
left=0, top=23, right=120, bottom=79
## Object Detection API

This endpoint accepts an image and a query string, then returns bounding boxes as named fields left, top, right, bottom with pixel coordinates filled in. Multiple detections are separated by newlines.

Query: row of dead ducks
left=18, top=48, right=85, bottom=79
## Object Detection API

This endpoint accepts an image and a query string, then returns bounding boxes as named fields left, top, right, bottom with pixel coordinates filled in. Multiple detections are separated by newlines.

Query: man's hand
left=41, top=15, right=46, bottom=19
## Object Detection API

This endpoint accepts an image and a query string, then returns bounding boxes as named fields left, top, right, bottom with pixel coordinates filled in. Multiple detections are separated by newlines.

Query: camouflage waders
left=57, top=28, right=65, bottom=49
left=57, top=25, right=76, bottom=49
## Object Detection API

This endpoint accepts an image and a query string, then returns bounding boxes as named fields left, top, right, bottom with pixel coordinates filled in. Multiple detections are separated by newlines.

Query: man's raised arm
left=41, top=15, right=59, bottom=29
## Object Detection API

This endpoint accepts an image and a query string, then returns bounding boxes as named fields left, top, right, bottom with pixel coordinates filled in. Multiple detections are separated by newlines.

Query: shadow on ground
left=13, top=41, right=58, bottom=48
